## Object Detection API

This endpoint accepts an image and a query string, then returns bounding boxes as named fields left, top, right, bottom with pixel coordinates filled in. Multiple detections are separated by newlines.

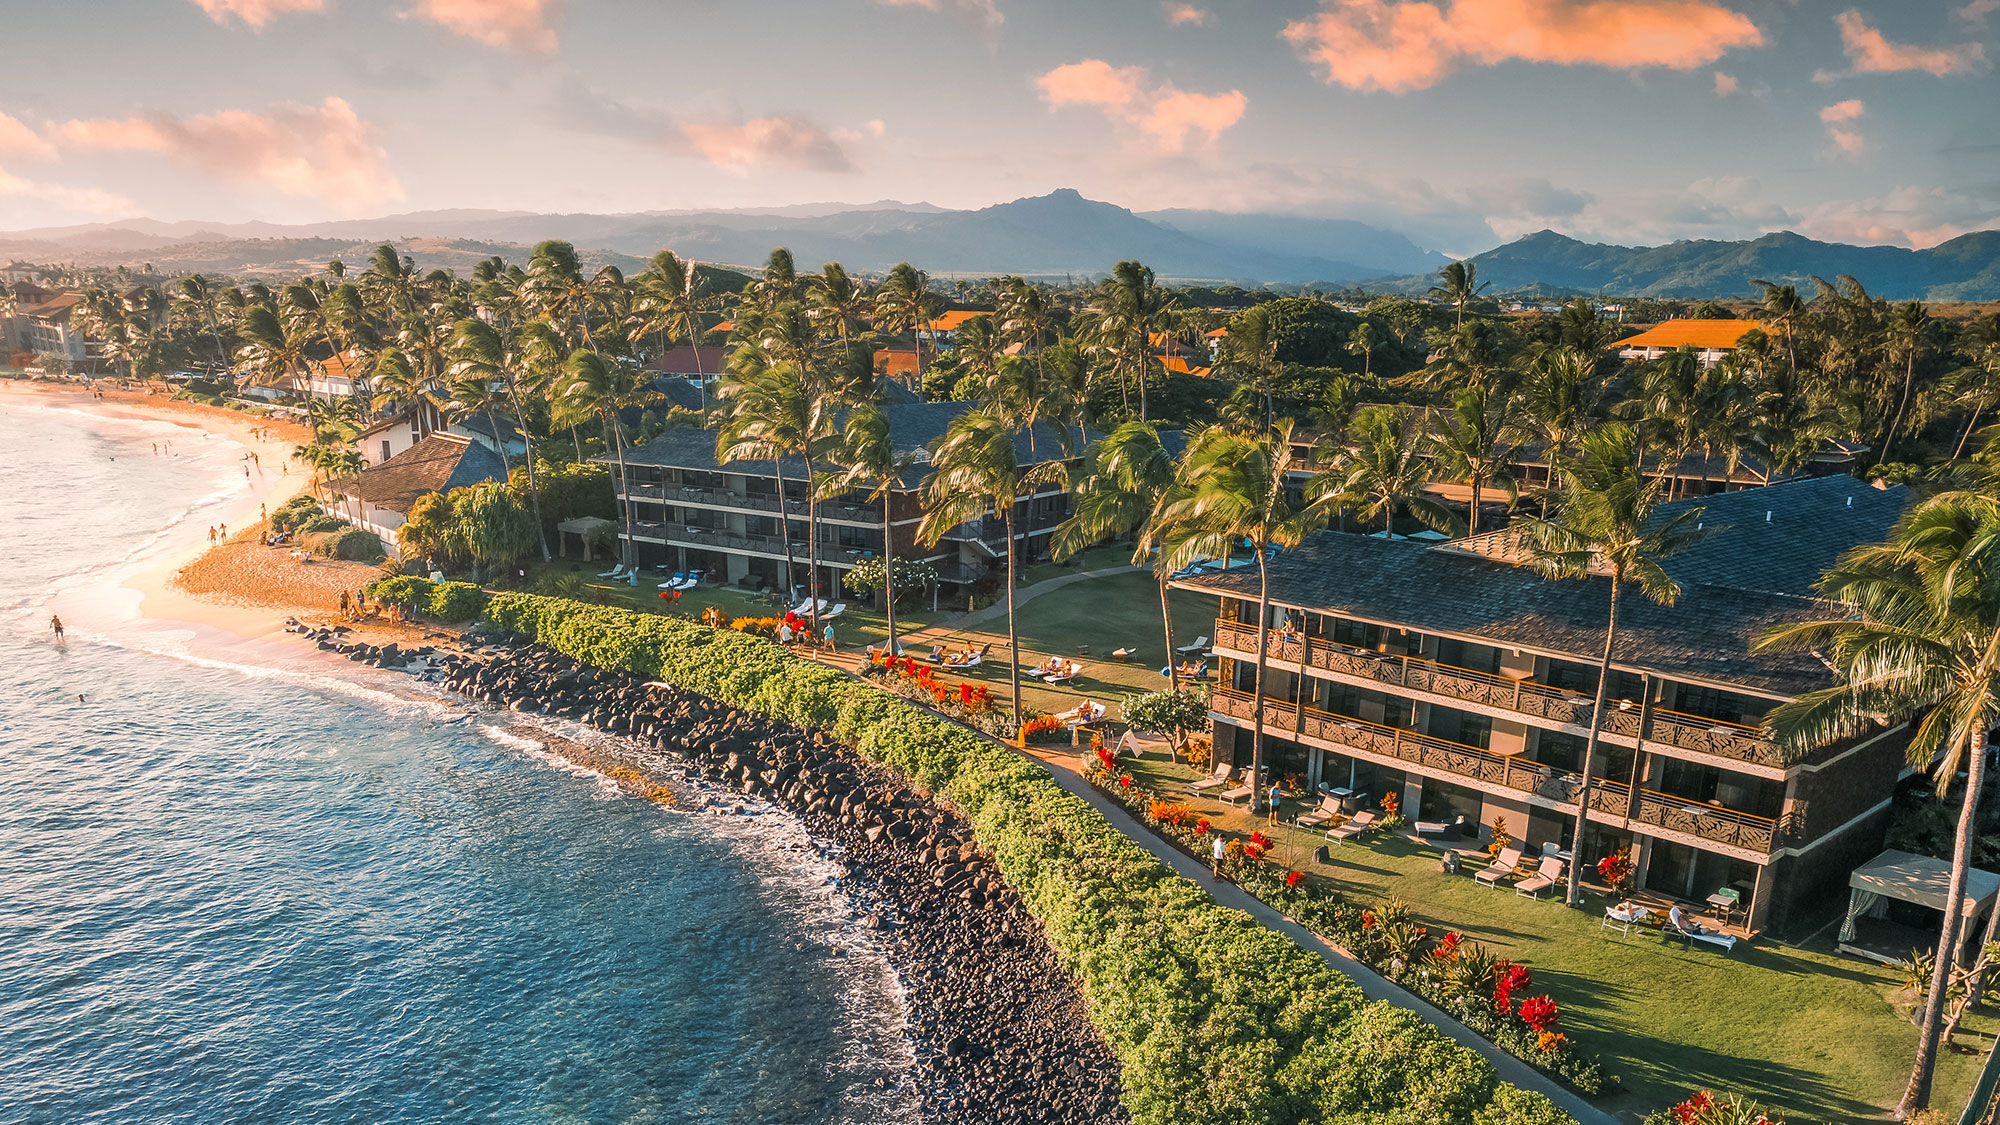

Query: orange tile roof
left=712, top=318, right=734, bottom=334
left=1614, top=319, right=1763, bottom=351
left=316, top=350, right=366, bottom=383
left=1162, top=356, right=1211, bottom=377
left=1205, top=327, right=1229, bottom=338
left=921, top=310, right=985, bottom=333
left=874, top=347, right=923, bottom=378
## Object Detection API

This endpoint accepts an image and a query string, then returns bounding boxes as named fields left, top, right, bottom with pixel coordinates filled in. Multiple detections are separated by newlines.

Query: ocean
left=0, top=399, right=914, bottom=1125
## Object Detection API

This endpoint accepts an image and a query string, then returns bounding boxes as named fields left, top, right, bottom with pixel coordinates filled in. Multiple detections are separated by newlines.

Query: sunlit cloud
left=0, top=113, right=57, bottom=161
left=874, top=0, right=1003, bottom=36
left=186, top=0, right=325, bottom=29
left=1831, top=9, right=1985, bottom=78
left=406, top=0, right=561, bottom=51
left=1037, top=59, right=1245, bottom=153
left=1802, top=185, right=2000, bottom=249
left=556, top=84, right=862, bottom=174
left=684, top=117, right=858, bottom=174
left=1713, top=72, right=1738, bottom=96
left=0, top=165, right=136, bottom=219
left=1962, top=0, right=2000, bottom=23
left=1821, top=99, right=1866, bottom=158
left=51, top=96, right=403, bottom=211
left=1163, top=2, right=1211, bottom=26
left=1282, top=0, right=1763, bottom=94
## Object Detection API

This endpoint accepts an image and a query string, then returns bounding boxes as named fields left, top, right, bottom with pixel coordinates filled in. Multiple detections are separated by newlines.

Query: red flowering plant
left=1195, top=817, right=1210, bottom=835
left=1597, top=845, right=1635, bottom=897
left=1518, top=995, right=1559, bottom=1033
left=1095, top=745, right=1117, bottom=772
left=1493, top=962, right=1531, bottom=1014
left=1119, top=775, right=1135, bottom=788
left=1285, top=870, right=1303, bottom=888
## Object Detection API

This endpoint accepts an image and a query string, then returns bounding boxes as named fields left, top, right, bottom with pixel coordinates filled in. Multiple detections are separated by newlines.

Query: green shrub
left=300, top=513, right=348, bottom=535
left=427, top=580, right=487, bottom=622
left=367, top=574, right=436, bottom=611
left=304, top=526, right=385, bottom=563
left=479, top=593, right=1574, bottom=1125
left=269, top=494, right=321, bottom=534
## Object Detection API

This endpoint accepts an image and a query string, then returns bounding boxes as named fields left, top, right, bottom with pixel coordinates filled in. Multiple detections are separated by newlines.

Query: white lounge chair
left=1667, top=906, right=1738, bottom=952
left=1296, top=795, right=1343, bottom=831
left=1189, top=761, right=1233, bottom=791
left=822, top=602, right=846, bottom=618
left=1514, top=856, right=1566, bottom=898
left=1473, top=846, right=1527, bottom=887
left=672, top=570, right=703, bottom=590
left=1326, top=809, right=1379, bottom=842
left=1047, top=660, right=1082, bottom=684
left=598, top=564, right=626, bottom=579
left=1176, top=635, right=1210, bottom=654
left=1057, top=700, right=1106, bottom=728
left=1026, top=657, right=1065, bottom=679
left=657, top=571, right=687, bottom=589
left=1220, top=782, right=1256, bottom=805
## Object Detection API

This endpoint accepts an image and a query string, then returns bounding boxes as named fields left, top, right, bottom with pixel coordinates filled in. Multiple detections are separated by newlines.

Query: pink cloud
left=1804, top=186, right=1998, bottom=249
left=53, top=96, right=402, bottom=211
left=1820, top=99, right=1866, bottom=158
left=187, top=0, right=325, bottom=28
left=1163, top=2, right=1211, bottom=26
left=1963, top=0, right=2000, bottom=22
left=1037, top=59, right=1245, bottom=152
left=0, top=166, right=135, bottom=218
left=409, top=0, right=561, bottom=52
left=1282, top=0, right=1763, bottom=93
left=0, top=113, right=56, bottom=160
left=1834, top=10, right=1985, bottom=77
left=681, top=116, right=857, bottom=174
left=1820, top=99, right=1864, bottom=123
left=1713, top=71, right=1738, bottom=96
left=874, top=0, right=1003, bottom=35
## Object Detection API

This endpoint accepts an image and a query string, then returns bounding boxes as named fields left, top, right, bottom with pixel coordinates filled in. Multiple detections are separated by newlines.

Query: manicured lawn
left=1121, top=753, right=1995, bottom=1124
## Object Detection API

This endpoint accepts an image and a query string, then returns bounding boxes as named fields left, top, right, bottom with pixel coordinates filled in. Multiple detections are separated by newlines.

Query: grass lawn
left=1119, top=753, right=1996, bottom=1124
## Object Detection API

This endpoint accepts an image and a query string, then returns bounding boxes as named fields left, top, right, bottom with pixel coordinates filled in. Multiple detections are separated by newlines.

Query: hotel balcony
left=1212, top=618, right=1789, bottom=772
left=629, top=520, right=872, bottom=568
left=620, top=481, right=882, bottom=526
left=1210, top=686, right=1783, bottom=857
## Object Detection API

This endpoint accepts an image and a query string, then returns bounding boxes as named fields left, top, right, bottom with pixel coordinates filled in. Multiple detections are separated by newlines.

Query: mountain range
left=2, top=191, right=1996, bottom=299
left=0, top=190, right=1444, bottom=285
left=1360, top=228, right=2000, bottom=302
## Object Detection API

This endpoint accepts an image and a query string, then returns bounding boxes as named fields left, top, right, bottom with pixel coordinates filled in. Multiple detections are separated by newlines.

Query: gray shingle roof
left=1176, top=475, right=1910, bottom=698
left=334, top=433, right=507, bottom=515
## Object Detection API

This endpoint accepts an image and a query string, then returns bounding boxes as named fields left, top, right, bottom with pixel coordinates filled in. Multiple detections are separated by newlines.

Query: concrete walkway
left=1018, top=740, right=1620, bottom=1125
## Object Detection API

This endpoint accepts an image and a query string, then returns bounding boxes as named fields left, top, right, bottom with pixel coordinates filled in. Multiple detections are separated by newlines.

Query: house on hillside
left=1171, top=476, right=1914, bottom=937
left=1613, top=319, right=1765, bottom=366
left=606, top=401, right=1092, bottom=601
left=327, top=432, right=507, bottom=553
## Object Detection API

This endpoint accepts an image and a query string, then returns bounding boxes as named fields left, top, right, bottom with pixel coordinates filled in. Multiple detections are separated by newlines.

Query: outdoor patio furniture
left=1706, top=887, right=1742, bottom=926
left=1056, top=700, right=1106, bottom=728
left=1296, top=795, right=1343, bottom=831
left=1668, top=906, right=1738, bottom=952
left=1473, top=846, right=1527, bottom=887
left=1109, top=647, right=1134, bottom=662
left=1048, top=660, right=1083, bottom=684
left=1326, top=809, right=1379, bottom=842
left=1413, top=820, right=1453, bottom=837
left=822, top=603, right=847, bottom=619
left=598, top=564, right=627, bottom=579
left=1602, top=901, right=1649, bottom=935
left=1514, top=856, right=1567, bottom=898
left=1190, top=762, right=1233, bottom=791
left=1177, top=635, right=1209, bottom=654
left=1027, top=656, right=1064, bottom=679
left=657, top=572, right=687, bottom=588
left=1220, top=782, right=1255, bottom=805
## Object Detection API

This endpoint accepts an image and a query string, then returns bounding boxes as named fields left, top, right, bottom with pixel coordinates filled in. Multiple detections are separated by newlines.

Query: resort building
left=1172, top=476, right=1913, bottom=936
left=327, top=432, right=507, bottom=552
left=607, top=401, right=1090, bottom=600
left=1613, top=318, right=1765, bottom=366
left=14, top=291, right=91, bottom=365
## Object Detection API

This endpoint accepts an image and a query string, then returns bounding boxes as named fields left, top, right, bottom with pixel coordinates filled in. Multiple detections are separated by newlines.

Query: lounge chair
left=943, top=650, right=982, bottom=670
left=1047, top=660, right=1082, bottom=684
left=1055, top=700, right=1105, bottom=728
left=1296, top=795, right=1343, bottom=831
left=1109, top=647, right=1134, bottom=662
left=823, top=603, right=846, bottom=619
left=1473, top=846, right=1526, bottom=887
left=1176, top=635, right=1210, bottom=654
left=673, top=570, right=703, bottom=590
left=598, top=564, right=626, bottom=579
left=1514, top=856, right=1566, bottom=898
left=1220, top=782, right=1255, bottom=805
left=1026, top=656, right=1064, bottom=679
left=657, top=571, right=687, bottom=589
left=1326, top=808, right=1379, bottom=842
left=1667, top=906, right=1738, bottom=952
left=1189, top=762, right=1233, bottom=791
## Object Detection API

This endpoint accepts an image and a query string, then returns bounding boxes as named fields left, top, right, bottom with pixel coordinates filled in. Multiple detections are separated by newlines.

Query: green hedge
left=480, top=594, right=1576, bottom=1125
left=364, top=575, right=489, bottom=622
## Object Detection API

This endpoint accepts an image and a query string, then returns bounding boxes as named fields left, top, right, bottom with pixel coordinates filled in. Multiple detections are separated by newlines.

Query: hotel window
left=1432, top=637, right=1500, bottom=675
left=1330, top=617, right=1383, bottom=650
left=1427, top=705, right=1491, bottom=749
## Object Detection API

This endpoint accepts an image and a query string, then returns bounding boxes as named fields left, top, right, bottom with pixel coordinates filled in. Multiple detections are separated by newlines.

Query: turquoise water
left=0, top=400, right=912, bottom=1125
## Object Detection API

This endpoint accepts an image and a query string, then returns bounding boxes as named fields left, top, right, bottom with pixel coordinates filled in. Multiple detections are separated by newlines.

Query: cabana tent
left=557, top=516, right=615, bottom=561
left=1839, top=849, right=2000, bottom=960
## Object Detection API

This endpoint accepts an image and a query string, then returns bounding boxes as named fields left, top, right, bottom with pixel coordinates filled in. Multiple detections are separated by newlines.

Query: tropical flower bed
left=482, top=593, right=1578, bottom=1125
left=1085, top=762, right=1615, bottom=1098
left=859, top=651, right=1020, bottom=739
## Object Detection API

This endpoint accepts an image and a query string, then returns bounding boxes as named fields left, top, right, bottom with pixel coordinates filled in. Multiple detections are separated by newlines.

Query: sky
left=0, top=0, right=1996, bottom=255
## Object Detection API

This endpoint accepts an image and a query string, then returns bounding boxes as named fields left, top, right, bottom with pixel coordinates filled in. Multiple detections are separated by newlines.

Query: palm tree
left=451, top=317, right=550, bottom=559
left=632, top=250, right=719, bottom=406
left=1755, top=493, right=2000, bottom=1118
left=1627, top=346, right=1705, bottom=496
left=1083, top=260, right=1171, bottom=420
left=551, top=351, right=649, bottom=572
left=871, top=262, right=945, bottom=382
left=826, top=404, right=918, bottom=655
left=1160, top=419, right=1331, bottom=810
left=1346, top=320, right=1382, bottom=378
left=808, top=262, right=869, bottom=363
left=997, top=276, right=1059, bottom=383
left=1750, top=278, right=1807, bottom=381
left=1880, top=299, right=1936, bottom=457
left=1322, top=405, right=1458, bottom=537
left=1952, top=315, right=2000, bottom=457
left=1430, top=260, right=1489, bottom=326
left=173, top=274, right=228, bottom=371
left=235, top=303, right=312, bottom=401
left=1218, top=304, right=1280, bottom=427
left=981, top=352, right=1083, bottom=453
left=715, top=357, right=822, bottom=616
left=1054, top=421, right=1188, bottom=690
left=1433, top=384, right=1520, bottom=535
left=919, top=411, right=1068, bottom=725
left=1520, top=424, right=1711, bottom=906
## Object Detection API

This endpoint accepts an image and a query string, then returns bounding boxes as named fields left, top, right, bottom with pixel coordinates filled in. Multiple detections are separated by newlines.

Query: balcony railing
left=629, top=520, right=868, bottom=566
left=622, top=481, right=880, bottom=525
left=1213, top=619, right=1789, bottom=768
left=1212, top=686, right=1781, bottom=854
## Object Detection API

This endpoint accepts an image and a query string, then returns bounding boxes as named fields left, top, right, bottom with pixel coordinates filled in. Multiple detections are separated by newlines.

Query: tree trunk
left=502, top=374, right=550, bottom=561
left=608, top=411, right=636, bottom=571
left=773, top=461, right=800, bottom=605
left=1956, top=406, right=1985, bottom=459
left=1901, top=726, right=1990, bottom=1118
left=1160, top=568, right=1180, bottom=694
left=881, top=491, right=897, bottom=657
left=1004, top=501, right=1021, bottom=726
left=1250, top=542, right=1271, bottom=814
left=1565, top=578, right=1621, bottom=907
left=804, top=452, right=822, bottom=639
left=1469, top=475, right=1483, bottom=537
left=1883, top=353, right=1918, bottom=460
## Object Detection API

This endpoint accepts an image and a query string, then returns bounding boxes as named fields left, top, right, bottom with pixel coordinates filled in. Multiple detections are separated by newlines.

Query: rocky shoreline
left=295, top=621, right=1129, bottom=1125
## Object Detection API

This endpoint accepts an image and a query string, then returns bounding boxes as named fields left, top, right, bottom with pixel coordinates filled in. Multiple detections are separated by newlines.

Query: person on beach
left=339, top=591, right=350, bottom=617
left=218, top=523, right=227, bottom=539
left=207, top=526, right=216, bottom=543
left=50, top=615, right=63, bottom=640
left=1211, top=834, right=1226, bottom=881
left=243, top=466, right=250, bottom=479
left=259, top=503, right=267, bottom=522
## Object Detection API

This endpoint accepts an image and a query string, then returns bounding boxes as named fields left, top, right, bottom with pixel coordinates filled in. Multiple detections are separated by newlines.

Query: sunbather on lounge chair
left=1028, top=656, right=1064, bottom=679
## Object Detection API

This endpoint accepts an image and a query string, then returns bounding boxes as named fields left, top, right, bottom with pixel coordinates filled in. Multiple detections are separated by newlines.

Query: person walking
left=1211, top=833, right=1226, bottom=881
left=339, top=591, right=350, bottom=618
left=49, top=614, right=63, bottom=640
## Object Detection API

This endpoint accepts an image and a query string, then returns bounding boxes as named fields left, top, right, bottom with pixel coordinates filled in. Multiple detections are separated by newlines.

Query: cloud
left=1962, top=0, right=2000, bottom=23
left=0, top=112, right=57, bottom=160
left=1036, top=59, right=1245, bottom=153
left=556, top=84, right=861, bottom=173
left=1163, top=2, right=1210, bottom=26
left=1485, top=177, right=1592, bottom=222
left=408, top=0, right=561, bottom=52
left=1713, top=71, right=1738, bottom=96
left=874, top=0, right=1003, bottom=35
left=1834, top=9, right=1985, bottom=77
left=187, top=0, right=325, bottom=29
left=51, top=96, right=403, bottom=211
left=1801, top=185, right=2000, bottom=249
left=0, top=165, right=135, bottom=218
left=1820, top=99, right=1866, bottom=157
left=1281, top=0, right=1763, bottom=94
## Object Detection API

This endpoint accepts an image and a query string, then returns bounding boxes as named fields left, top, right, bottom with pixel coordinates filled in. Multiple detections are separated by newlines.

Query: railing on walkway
left=1213, top=619, right=1789, bottom=769
left=1212, top=686, right=1781, bottom=853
